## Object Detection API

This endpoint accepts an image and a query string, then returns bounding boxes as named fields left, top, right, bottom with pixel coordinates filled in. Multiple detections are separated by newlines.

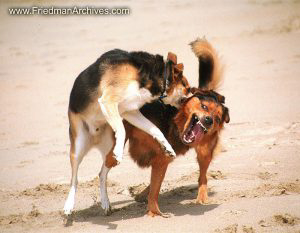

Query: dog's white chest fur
left=119, top=82, right=155, bottom=114
left=87, top=82, right=155, bottom=135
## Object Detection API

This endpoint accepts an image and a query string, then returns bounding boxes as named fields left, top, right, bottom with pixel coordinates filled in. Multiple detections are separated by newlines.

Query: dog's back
left=69, top=49, right=165, bottom=114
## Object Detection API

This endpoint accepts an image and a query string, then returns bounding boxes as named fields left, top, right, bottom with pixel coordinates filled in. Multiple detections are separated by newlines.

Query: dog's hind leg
left=95, top=125, right=115, bottom=215
left=98, top=93, right=125, bottom=164
left=99, top=151, right=113, bottom=215
left=122, top=110, right=176, bottom=158
left=64, top=114, right=91, bottom=215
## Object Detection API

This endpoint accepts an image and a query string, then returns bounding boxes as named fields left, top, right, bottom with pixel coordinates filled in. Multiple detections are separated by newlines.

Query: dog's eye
left=201, top=104, right=208, bottom=111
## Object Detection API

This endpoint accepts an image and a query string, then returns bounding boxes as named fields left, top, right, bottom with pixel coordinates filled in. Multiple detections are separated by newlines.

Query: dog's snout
left=204, top=116, right=213, bottom=126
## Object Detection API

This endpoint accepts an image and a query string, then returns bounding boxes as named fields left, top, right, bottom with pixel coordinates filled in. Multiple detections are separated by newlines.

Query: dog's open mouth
left=182, top=114, right=207, bottom=144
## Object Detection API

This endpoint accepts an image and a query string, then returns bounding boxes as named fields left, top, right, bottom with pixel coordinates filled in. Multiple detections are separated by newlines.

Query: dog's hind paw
left=63, top=208, right=72, bottom=216
left=104, top=206, right=112, bottom=216
left=147, top=210, right=172, bottom=218
left=101, top=199, right=112, bottom=216
left=63, top=198, right=75, bottom=216
left=102, top=205, right=112, bottom=216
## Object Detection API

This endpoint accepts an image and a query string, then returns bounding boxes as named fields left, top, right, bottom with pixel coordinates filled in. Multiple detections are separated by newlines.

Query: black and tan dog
left=101, top=39, right=230, bottom=216
left=64, top=48, right=190, bottom=215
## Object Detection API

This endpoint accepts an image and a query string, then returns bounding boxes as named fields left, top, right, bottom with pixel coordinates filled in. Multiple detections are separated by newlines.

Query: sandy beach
left=0, top=0, right=300, bottom=232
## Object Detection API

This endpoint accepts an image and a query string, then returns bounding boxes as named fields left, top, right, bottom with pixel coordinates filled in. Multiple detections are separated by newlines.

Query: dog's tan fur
left=190, top=38, right=224, bottom=90
left=99, top=64, right=139, bottom=102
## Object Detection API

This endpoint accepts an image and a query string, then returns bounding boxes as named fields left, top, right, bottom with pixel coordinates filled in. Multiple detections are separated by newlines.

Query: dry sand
left=1, top=0, right=300, bottom=232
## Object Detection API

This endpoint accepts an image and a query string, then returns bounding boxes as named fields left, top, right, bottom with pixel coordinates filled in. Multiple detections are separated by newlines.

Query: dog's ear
left=218, top=94, right=225, bottom=104
left=167, top=52, right=177, bottom=64
left=166, top=52, right=182, bottom=83
left=222, top=106, right=230, bottom=123
left=190, top=87, right=199, bottom=94
left=211, top=90, right=225, bottom=104
left=166, top=60, right=174, bottom=83
left=174, top=63, right=184, bottom=75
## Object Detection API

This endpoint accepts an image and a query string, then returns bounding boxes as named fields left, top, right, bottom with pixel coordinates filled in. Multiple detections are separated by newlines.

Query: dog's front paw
left=162, top=144, right=176, bottom=158
left=196, top=185, right=208, bottom=204
left=112, top=152, right=122, bottom=164
left=154, top=137, right=176, bottom=158
left=165, top=148, right=176, bottom=158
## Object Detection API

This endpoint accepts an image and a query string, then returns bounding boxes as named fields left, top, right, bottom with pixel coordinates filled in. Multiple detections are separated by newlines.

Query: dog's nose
left=204, top=116, right=213, bottom=126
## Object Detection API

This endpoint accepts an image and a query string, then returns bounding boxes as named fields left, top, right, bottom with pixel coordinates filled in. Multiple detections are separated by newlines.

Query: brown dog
left=102, top=39, right=230, bottom=217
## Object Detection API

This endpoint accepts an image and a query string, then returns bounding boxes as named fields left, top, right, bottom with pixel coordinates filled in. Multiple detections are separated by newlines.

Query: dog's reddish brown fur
left=106, top=90, right=229, bottom=216
left=105, top=39, right=230, bottom=217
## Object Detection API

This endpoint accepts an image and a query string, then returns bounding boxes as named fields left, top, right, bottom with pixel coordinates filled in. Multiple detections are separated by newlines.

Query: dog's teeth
left=183, top=135, right=187, bottom=142
left=197, top=120, right=207, bottom=132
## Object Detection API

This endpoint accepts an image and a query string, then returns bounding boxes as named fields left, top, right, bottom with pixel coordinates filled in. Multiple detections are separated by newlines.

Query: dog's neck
left=159, top=61, right=169, bottom=101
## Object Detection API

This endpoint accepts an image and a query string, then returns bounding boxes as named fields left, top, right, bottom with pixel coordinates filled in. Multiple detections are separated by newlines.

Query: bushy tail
left=190, top=38, right=223, bottom=90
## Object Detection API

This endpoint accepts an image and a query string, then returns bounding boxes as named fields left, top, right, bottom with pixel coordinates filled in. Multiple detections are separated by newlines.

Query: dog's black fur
left=198, top=56, right=214, bottom=89
left=69, top=49, right=174, bottom=113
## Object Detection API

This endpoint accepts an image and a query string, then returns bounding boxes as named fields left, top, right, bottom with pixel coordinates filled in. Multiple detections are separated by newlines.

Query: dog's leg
left=147, top=159, right=170, bottom=218
left=99, top=135, right=129, bottom=215
left=98, top=95, right=125, bottom=163
left=99, top=149, right=120, bottom=216
left=122, top=110, right=176, bottom=158
left=64, top=119, right=90, bottom=215
left=99, top=156, right=112, bottom=216
left=95, top=125, right=115, bottom=215
left=195, top=150, right=212, bottom=204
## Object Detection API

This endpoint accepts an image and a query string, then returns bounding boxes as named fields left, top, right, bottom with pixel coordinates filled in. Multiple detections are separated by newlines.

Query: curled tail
left=190, top=38, right=223, bottom=90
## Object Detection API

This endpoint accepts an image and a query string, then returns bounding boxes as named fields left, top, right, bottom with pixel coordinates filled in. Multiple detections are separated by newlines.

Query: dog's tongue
left=193, top=124, right=204, bottom=142
left=185, top=123, right=204, bottom=143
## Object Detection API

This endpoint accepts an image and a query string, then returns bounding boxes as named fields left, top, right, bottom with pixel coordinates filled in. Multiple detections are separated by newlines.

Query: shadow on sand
left=64, top=184, right=219, bottom=229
